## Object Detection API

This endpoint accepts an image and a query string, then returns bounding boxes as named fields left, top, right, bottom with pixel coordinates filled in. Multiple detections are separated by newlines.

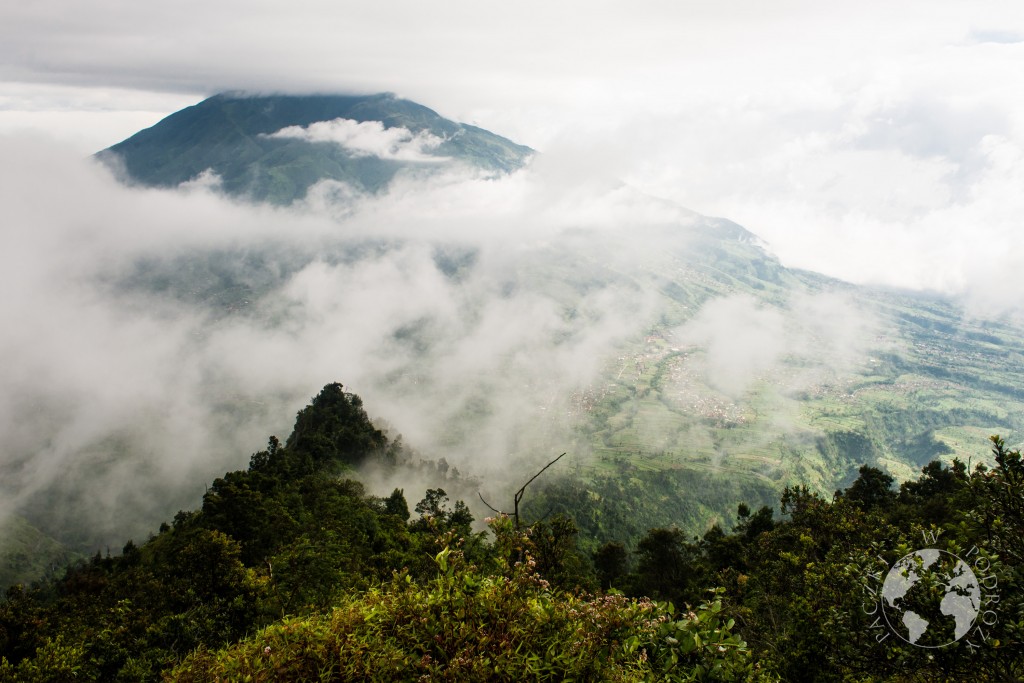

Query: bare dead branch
left=513, top=452, right=566, bottom=528
left=479, top=452, right=567, bottom=529
left=478, top=492, right=504, bottom=515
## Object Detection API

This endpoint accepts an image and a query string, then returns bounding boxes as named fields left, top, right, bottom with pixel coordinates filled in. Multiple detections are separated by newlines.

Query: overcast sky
left=2, top=0, right=1024, bottom=306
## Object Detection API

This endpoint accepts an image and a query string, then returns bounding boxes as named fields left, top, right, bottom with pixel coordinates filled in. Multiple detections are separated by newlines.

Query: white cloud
left=267, top=118, right=448, bottom=162
left=671, top=292, right=879, bottom=399
left=672, top=295, right=787, bottom=397
left=0, top=83, right=200, bottom=153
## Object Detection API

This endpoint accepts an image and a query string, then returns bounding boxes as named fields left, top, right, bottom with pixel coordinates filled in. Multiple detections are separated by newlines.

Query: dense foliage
left=593, top=444, right=1024, bottom=681
left=1, top=383, right=1021, bottom=681
left=172, top=519, right=764, bottom=682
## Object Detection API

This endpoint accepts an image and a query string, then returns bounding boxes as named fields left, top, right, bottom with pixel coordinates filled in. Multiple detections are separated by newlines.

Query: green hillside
left=567, top=275, right=1024, bottom=486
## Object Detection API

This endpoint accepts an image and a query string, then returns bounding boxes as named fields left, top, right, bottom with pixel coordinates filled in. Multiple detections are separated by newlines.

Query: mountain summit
left=98, top=92, right=533, bottom=204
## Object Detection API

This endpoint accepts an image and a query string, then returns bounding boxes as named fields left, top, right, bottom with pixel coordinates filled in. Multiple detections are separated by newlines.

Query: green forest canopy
left=1, top=383, right=1021, bottom=681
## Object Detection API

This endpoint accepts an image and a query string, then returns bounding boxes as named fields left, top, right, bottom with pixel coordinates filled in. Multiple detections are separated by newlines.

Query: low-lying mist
left=0, top=131, right=903, bottom=555
left=1, top=136, right=700, bottom=549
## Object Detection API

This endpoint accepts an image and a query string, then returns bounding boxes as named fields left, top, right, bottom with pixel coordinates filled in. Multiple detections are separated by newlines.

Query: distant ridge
left=98, top=92, right=533, bottom=204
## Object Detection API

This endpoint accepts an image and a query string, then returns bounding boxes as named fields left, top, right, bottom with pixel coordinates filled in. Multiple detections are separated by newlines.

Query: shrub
left=171, top=518, right=769, bottom=682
